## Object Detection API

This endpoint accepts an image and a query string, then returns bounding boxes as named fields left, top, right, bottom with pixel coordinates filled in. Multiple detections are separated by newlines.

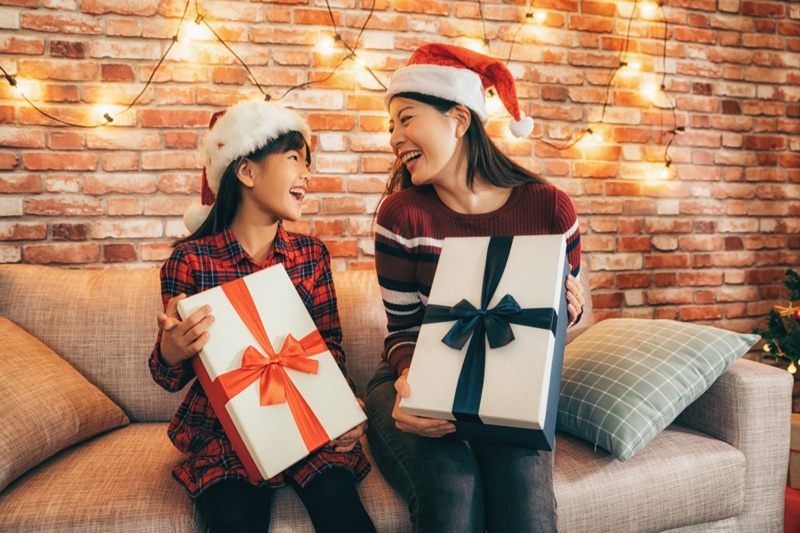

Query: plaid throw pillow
left=557, top=318, right=759, bottom=462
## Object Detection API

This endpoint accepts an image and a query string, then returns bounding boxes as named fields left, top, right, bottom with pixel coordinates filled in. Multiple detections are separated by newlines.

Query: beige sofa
left=0, top=263, right=792, bottom=532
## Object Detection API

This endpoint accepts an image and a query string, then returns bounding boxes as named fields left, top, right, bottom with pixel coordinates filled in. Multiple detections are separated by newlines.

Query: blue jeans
left=365, top=361, right=558, bottom=533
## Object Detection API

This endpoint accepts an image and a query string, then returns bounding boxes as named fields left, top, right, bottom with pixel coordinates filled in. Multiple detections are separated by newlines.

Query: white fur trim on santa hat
left=383, top=65, right=488, bottom=123
left=202, top=101, right=311, bottom=196
left=183, top=202, right=212, bottom=232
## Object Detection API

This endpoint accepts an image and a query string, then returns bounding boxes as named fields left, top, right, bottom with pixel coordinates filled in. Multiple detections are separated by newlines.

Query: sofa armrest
left=675, top=358, right=793, bottom=532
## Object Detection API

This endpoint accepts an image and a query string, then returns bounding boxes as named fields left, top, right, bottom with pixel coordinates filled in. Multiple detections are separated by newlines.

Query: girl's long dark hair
left=383, top=92, right=547, bottom=195
left=174, top=130, right=310, bottom=247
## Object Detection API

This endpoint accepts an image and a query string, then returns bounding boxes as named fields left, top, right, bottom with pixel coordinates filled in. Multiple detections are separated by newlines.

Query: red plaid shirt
left=149, top=224, right=370, bottom=498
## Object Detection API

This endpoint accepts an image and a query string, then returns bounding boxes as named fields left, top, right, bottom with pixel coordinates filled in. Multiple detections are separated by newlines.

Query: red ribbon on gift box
left=192, top=276, right=331, bottom=481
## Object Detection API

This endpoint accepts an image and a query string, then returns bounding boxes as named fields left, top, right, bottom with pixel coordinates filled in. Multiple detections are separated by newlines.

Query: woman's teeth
left=289, top=187, right=306, bottom=201
left=401, top=151, right=422, bottom=164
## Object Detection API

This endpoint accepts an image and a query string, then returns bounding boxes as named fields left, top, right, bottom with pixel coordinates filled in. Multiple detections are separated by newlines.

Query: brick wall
left=0, top=0, right=798, bottom=332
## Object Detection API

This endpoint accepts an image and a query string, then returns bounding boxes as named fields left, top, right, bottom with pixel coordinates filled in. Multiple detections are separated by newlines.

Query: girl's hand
left=330, top=398, right=368, bottom=452
left=566, top=266, right=586, bottom=327
left=157, top=294, right=214, bottom=367
left=392, top=369, right=456, bottom=438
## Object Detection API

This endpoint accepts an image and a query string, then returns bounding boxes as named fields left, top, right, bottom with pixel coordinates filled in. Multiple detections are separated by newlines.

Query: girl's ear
left=235, top=159, right=255, bottom=188
left=452, top=105, right=472, bottom=138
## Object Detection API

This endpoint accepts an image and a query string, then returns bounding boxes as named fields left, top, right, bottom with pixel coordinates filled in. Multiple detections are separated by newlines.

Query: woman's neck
left=432, top=175, right=513, bottom=215
left=229, top=214, right=279, bottom=263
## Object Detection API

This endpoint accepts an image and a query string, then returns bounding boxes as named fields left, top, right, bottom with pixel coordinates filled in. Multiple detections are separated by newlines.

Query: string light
left=2, top=0, right=677, bottom=173
left=639, top=2, right=658, bottom=19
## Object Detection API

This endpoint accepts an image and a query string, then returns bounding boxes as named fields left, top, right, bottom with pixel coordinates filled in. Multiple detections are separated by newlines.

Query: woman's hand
left=392, top=369, right=456, bottom=438
left=330, top=398, right=368, bottom=452
left=566, top=266, right=586, bottom=327
left=157, top=294, right=214, bottom=367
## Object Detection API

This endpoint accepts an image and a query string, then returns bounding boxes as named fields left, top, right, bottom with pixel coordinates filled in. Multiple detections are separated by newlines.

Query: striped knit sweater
left=374, top=182, right=582, bottom=378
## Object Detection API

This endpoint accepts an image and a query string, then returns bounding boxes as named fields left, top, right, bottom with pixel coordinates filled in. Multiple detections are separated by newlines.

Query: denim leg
left=472, top=442, right=558, bottom=533
left=365, top=361, right=484, bottom=533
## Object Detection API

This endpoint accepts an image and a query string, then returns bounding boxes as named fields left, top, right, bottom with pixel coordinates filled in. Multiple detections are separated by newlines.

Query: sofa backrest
left=0, top=265, right=387, bottom=423
left=0, top=265, right=180, bottom=423
left=0, top=263, right=591, bottom=423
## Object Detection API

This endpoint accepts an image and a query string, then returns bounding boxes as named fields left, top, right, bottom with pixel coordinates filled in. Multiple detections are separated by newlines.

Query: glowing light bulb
left=485, top=89, right=503, bottom=116
left=627, top=61, right=641, bottom=71
left=317, top=35, right=336, bottom=54
left=763, top=343, right=771, bottom=353
left=660, top=161, right=671, bottom=179
left=533, top=11, right=547, bottom=24
left=789, top=360, right=797, bottom=374
left=181, top=18, right=209, bottom=43
left=461, top=39, right=488, bottom=54
left=642, top=83, right=660, bottom=101
left=639, top=2, right=658, bottom=19
left=93, top=104, right=118, bottom=125
left=353, top=55, right=366, bottom=67
left=585, top=128, right=603, bottom=143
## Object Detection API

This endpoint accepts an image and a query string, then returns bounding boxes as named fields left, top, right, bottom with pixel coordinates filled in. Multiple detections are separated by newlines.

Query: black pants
left=196, top=468, right=376, bottom=533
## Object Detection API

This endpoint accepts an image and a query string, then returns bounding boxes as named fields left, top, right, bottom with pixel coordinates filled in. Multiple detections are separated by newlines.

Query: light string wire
left=2, top=0, right=679, bottom=169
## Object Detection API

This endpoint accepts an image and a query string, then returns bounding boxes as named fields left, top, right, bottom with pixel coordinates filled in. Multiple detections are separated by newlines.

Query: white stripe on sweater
left=375, top=224, right=444, bottom=250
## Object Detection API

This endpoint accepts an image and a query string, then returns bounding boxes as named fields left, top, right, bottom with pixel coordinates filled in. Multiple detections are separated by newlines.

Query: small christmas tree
left=754, top=269, right=800, bottom=374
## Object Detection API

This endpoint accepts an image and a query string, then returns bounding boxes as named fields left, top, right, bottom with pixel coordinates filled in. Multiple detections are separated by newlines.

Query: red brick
left=616, top=273, right=652, bottom=289
left=48, top=131, right=83, bottom=150
left=84, top=174, right=156, bottom=195
left=0, top=222, right=46, bottom=241
left=0, top=153, right=19, bottom=171
left=680, top=305, right=723, bottom=321
left=26, top=197, right=104, bottom=216
left=22, top=152, right=97, bottom=171
left=107, top=198, right=142, bottom=216
left=348, top=178, right=385, bottom=194
left=645, top=254, right=690, bottom=269
left=314, top=219, right=347, bottom=236
left=52, top=223, right=89, bottom=241
left=617, top=236, right=651, bottom=252
left=0, top=128, right=45, bottom=148
left=165, top=132, right=198, bottom=149
left=23, top=243, right=99, bottom=264
left=103, top=244, right=137, bottom=262
left=678, top=271, right=724, bottom=287
left=103, top=153, right=139, bottom=171
left=321, top=197, right=365, bottom=215
left=0, top=174, right=40, bottom=193
left=143, top=197, right=193, bottom=216
left=646, top=289, right=694, bottom=305
left=308, top=114, right=357, bottom=131
left=323, top=239, right=358, bottom=257
left=101, top=64, right=135, bottom=82
left=20, top=13, right=102, bottom=35
left=42, top=84, right=80, bottom=103
left=140, top=109, right=211, bottom=128
left=308, top=177, right=345, bottom=193
left=0, top=36, right=45, bottom=55
left=19, top=59, right=97, bottom=81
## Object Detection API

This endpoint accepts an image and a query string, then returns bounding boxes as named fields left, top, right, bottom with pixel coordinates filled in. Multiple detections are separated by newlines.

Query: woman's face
left=388, top=97, right=465, bottom=187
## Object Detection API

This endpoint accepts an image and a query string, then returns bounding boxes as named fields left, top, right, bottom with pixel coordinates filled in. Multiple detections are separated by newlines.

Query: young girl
left=148, top=101, right=375, bottom=533
left=365, top=44, right=586, bottom=532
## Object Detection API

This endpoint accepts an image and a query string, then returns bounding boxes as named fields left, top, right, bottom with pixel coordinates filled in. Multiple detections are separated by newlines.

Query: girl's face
left=388, top=97, right=465, bottom=187
left=239, top=144, right=311, bottom=224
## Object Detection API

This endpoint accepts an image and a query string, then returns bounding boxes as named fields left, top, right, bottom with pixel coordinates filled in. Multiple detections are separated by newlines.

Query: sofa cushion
left=554, top=425, right=746, bottom=532
left=0, top=424, right=200, bottom=532
left=0, top=317, right=130, bottom=492
left=0, top=264, right=182, bottom=423
left=557, top=318, right=759, bottom=461
left=0, top=423, right=410, bottom=533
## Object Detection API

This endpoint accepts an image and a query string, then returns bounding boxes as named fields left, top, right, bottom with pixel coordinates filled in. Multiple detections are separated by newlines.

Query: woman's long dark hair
left=383, top=92, right=547, bottom=195
left=174, top=130, right=310, bottom=247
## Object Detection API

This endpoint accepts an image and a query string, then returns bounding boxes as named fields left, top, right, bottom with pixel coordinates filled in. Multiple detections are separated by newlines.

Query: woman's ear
left=235, top=159, right=255, bottom=188
left=452, top=105, right=472, bottom=138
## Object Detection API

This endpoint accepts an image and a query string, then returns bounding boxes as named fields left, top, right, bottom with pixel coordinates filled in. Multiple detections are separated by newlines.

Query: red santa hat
left=183, top=100, right=311, bottom=232
left=383, top=43, right=534, bottom=138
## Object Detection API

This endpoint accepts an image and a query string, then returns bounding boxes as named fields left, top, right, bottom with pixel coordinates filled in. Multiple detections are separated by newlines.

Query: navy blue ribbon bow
left=422, top=236, right=559, bottom=423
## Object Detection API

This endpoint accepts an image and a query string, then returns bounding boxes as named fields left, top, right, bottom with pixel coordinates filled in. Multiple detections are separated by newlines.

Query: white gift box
left=399, top=235, right=569, bottom=450
left=177, top=264, right=366, bottom=480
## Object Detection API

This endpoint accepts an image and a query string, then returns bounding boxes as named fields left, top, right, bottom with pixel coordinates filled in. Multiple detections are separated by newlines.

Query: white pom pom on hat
left=384, top=43, right=534, bottom=138
left=183, top=101, right=312, bottom=232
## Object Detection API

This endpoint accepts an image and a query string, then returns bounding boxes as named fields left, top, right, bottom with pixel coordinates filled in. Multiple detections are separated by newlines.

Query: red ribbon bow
left=214, top=277, right=330, bottom=453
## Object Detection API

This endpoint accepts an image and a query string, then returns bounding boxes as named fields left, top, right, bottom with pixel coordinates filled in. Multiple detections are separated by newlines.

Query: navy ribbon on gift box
left=422, top=236, right=559, bottom=424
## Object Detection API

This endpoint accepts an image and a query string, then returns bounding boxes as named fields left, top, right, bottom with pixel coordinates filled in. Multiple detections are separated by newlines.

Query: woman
left=364, top=43, right=585, bottom=532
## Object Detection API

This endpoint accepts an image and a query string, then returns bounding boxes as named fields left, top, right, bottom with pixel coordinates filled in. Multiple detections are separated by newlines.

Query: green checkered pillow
left=557, top=318, right=759, bottom=462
